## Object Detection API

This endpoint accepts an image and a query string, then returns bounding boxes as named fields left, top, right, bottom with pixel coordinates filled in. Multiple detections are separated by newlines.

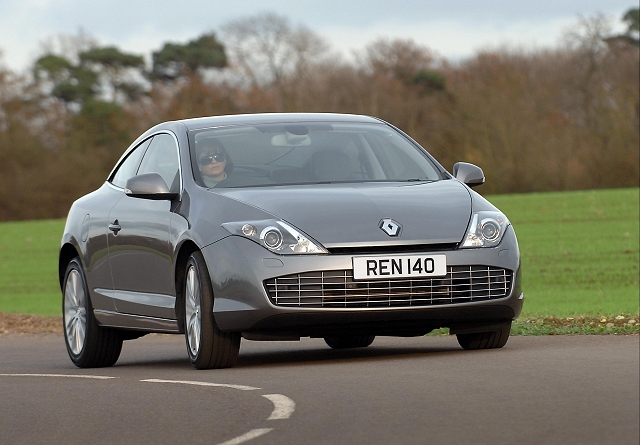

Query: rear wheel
left=324, top=335, right=375, bottom=349
left=456, top=321, right=511, bottom=350
left=63, top=258, right=123, bottom=368
left=184, top=251, right=240, bottom=369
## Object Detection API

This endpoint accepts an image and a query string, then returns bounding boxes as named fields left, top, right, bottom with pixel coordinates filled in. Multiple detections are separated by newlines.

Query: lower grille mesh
left=265, top=266, right=512, bottom=308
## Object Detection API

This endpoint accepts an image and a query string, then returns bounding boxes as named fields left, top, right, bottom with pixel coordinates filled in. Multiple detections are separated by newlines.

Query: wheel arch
left=59, top=243, right=80, bottom=291
left=174, top=240, right=200, bottom=333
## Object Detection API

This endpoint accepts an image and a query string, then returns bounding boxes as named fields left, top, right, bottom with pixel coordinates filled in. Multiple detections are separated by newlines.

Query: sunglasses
left=198, top=153, right=226, bottom=165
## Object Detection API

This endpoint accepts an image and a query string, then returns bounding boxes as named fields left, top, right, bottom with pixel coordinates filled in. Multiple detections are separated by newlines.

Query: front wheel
left=324, top=335, right=375, bottom=349
left=184, top=251, right=240, bottom=369
left=63, top=258, right=123, bottom=368
left=456, top=321, right=512, bottom=350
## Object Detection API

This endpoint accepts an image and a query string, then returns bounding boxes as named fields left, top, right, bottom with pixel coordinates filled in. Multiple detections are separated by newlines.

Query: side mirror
left=453, top=162, right=485, bottom=188
left=125, top=173, right=178, bottom=200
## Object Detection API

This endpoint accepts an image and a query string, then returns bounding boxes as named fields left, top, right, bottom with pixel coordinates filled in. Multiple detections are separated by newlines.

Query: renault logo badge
left=379, top=218, right=401, bottom=236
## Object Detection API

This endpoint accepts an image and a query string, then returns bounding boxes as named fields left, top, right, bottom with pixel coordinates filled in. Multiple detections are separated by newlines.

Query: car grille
left=265, top=266, right=513, bottom=308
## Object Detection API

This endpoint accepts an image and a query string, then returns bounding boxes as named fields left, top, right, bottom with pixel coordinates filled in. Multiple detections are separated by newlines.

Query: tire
left=456, top=321, right=512, bottom=350
left=184, top=251, right=240, bottom=369
left=324, top=335, right=375, bottom=349
left=63, top=258, right=123, bottom=368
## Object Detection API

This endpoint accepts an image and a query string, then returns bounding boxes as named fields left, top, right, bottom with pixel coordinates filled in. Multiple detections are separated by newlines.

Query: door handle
left=108, top=220, right=122, bottom=235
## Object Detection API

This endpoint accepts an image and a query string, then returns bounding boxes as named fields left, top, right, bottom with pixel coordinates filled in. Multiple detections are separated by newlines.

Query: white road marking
left=0, top=373, right=115, bottom=379
left=140, top=378, right=260, bottom=391
left=1, top=374, right=291, bottom=444
left=216, top=428, right=274, bottom=445
left=262, top=394, right=296, bottom=420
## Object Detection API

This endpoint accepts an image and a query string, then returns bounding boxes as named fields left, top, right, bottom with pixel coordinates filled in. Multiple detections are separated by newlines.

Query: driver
left=196, top=138, right=233, bottom=187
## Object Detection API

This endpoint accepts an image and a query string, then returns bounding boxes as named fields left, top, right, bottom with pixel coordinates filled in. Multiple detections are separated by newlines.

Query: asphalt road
left=0, top=333, right=638, bottom=445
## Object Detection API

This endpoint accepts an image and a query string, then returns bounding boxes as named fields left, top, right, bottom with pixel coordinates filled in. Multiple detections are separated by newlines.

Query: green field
left=0, top=219, right=63, bottom=315
left=0, top=188, right=638, bottom=321
left=490, top=187, right=639, bottom=317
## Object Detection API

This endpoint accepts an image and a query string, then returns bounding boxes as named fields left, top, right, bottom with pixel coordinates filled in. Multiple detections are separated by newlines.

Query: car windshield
left=189, top=122, right=443, bottom=188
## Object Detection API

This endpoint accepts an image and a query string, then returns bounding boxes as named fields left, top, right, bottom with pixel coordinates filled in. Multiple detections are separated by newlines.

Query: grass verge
left=426, top=314, right=640, bottom=336
left=0, top=312, right=62, bottom=334
left=511, top=314, right=639, bottom=335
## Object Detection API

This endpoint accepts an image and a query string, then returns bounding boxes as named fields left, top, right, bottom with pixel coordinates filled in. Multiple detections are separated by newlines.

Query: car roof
left=177, top=113, right=383, bottom=131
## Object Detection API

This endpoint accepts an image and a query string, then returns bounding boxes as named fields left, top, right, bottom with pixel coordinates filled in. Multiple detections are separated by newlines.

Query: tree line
left=0, top=9, right=637, bottom=221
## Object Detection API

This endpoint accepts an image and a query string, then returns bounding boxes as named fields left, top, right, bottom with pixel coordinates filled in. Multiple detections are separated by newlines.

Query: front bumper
left=203, top=225, right=523, bottom=336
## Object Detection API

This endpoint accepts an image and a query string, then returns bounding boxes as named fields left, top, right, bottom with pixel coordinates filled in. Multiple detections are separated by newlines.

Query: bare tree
left=559, top=14, right=613, bottom=126
left=360, top=38, right=436, bottom=83
left=221, top=13, right=329, bottom=94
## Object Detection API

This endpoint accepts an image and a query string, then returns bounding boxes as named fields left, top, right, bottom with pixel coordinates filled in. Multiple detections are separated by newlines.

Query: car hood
left=214, top=180, right=472, bottom=248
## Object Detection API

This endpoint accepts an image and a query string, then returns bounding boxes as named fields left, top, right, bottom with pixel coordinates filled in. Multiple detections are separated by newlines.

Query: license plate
left=352, top=255, right=447, bottom=280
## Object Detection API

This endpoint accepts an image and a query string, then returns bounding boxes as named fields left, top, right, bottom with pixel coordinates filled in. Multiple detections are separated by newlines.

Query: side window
left=110, top=138, right=152, bottom=188
left=137, top=133, right=181, bottom=193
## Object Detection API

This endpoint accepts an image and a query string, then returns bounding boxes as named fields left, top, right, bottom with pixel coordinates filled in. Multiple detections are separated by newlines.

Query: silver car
left=59, top=113, right=523, bottom=369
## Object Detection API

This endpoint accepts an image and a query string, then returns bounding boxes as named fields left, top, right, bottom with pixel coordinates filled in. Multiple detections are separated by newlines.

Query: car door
left=107, top=132, right=181, bottom=319
left=84, top=137, right=152, bottom=313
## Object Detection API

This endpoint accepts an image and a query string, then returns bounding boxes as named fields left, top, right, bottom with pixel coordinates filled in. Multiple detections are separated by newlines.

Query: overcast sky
left=0, top=0, right=634, bottom=72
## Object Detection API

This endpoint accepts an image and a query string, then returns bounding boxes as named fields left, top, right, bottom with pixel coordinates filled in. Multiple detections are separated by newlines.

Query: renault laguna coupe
left=59, top=113, right=523, bottom=369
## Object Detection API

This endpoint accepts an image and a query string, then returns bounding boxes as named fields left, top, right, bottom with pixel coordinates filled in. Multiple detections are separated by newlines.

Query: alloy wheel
left=64, top=269, right=87, bottom=356
left=185, top=264, right=202, bottom=357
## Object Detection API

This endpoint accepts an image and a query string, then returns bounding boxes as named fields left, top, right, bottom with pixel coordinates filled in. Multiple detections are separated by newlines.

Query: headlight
left=222, top=220, right=327, bottom=254
left=460, top=211, right=509, bottom=248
